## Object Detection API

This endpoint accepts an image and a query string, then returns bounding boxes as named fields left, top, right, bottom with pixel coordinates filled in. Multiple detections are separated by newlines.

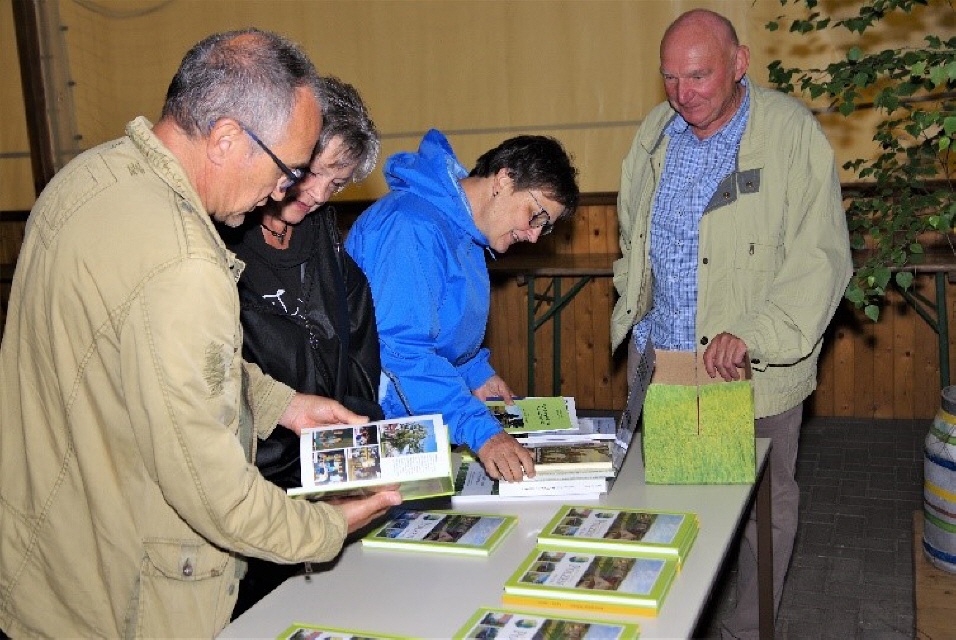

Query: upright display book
left=502, top=547, right=678, bottom=617
left=362, top=509, right=517, bottom=556
left=452, top=607, right=640, bottom=639
left=486, top=396, right=578, bottom=434
left=291, top=414, right=453, bottom=500
left=538, top=505, right=699, bottom=566
left=276, top=623, right=411, bottom=639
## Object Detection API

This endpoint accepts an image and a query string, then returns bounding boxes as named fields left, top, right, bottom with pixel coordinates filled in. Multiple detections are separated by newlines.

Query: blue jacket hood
left=383, top=129, right=488, bottom=246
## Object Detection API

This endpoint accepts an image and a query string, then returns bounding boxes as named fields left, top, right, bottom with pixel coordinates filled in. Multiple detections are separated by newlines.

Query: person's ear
left=206, top=118, right=243, bottom=169
left=495, top=167, right=515, bottom=195
left=733, top=44, right=751, bottom=83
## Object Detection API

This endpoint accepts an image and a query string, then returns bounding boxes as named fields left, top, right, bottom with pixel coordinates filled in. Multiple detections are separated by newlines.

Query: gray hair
left=316, top=76, right=381, bottom=183
left=161, top=28, right=322, bottom=145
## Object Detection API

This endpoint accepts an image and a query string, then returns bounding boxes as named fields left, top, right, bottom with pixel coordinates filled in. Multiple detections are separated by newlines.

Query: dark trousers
left=231, top=558, right=302, bottom=620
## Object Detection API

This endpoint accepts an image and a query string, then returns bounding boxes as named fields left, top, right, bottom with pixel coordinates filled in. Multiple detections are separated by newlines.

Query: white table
left=220, top=438, right=772, bottom=640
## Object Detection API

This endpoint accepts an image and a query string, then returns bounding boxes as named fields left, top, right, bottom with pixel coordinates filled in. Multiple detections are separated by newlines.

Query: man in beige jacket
left=0, top=29, right=400, bottom=638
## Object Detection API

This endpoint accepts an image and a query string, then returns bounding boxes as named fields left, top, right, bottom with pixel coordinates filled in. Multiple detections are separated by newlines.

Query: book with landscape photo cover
left=276, top=622, right=411, bottom=640
left=485, top=396, right=578, bottom=435
left=538, top=505, right=699, bottom=566
left=502, top=547, right=678, bottom=616
left=290, top=414, right=453, bottom=500
left=528, top=440, right=615, bottom=476
left=362, top=508, right=517, bottom=556
left=452, top=606, right=640, bottom=639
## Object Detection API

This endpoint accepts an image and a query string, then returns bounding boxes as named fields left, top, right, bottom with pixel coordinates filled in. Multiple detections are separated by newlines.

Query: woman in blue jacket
left=346, top=130, right=579, bottom=482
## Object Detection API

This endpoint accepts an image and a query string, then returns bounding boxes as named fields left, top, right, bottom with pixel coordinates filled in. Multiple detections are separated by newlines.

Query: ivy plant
left=766, top=0, right=956, bottom=321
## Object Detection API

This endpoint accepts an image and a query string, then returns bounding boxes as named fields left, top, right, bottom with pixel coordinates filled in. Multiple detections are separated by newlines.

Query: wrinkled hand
left=702, top=332, right=749, bottom=381
left=328, top=486, right=403, bottom=535
left=280, top=393, right=368, bottom=436
left=472, top=374, right=515, bottom=403
left=477, top=431, right=535, bottom=482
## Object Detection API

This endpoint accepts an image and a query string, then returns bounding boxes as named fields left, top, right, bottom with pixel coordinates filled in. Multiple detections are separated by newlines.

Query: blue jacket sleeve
left=346, top=215, right=503, bottom=453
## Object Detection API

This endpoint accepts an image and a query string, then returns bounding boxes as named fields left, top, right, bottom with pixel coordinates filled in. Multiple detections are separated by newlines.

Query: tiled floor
left=696, top=416, right=928, bottom=639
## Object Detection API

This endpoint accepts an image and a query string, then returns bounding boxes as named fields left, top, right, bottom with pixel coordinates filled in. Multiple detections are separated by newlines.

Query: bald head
left=658, top=9, right=749, bottom=139
left=662, top=9, right=739, bottom=55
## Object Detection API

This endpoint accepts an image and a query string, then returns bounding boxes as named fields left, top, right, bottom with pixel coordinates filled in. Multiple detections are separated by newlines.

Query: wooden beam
left=12, top=0, right=57, bottom=196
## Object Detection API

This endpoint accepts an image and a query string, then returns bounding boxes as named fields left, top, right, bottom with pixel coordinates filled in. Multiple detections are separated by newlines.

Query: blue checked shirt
left=633, top=82, right=751, bottom=352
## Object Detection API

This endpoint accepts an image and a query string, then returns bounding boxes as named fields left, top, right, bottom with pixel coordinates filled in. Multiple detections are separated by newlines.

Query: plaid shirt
left=633, top=82, right=751, bottom=352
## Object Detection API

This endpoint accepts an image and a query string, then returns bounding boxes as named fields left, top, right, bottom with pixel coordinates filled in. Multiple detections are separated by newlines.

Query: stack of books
left=452, top=397, right=624, bottom=503
left=451, top=447, right=611, bottom=503
left=537, top=505, right=699, bottom=567
left=499, top=505, right=699, bottom=617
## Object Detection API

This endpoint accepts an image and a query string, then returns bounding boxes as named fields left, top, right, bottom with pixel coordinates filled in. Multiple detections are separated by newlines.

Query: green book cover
left=289, top=414, right=454, bottom=500
left=362, top=509, right=517, bottom=556
left=276, top=622, right=411, bottom=639
left=502, top=546, right=678, bottom=615
left=538, top=505, right=699, bottom=566
left=452, top=606, right=640, bottom=639
left=486, top=397, right=576, bottom=434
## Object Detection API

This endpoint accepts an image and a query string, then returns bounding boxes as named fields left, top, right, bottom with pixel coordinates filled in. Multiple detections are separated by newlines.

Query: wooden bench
left=913, top=510, right=956, bottom=639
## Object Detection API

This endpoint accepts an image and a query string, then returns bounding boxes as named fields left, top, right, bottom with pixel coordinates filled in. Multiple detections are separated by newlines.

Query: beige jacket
left=612, top=83, right=852, bottom=418
left=0, top=118, right=347, bottom=638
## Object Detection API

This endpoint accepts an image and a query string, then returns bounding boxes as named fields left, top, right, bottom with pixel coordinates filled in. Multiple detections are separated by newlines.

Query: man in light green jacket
left=0, top=29, right=400, bottom=638
left=612, top=10, right=852, bottom=639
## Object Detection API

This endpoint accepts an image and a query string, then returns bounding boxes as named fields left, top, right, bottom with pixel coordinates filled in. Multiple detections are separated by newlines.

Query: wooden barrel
left=923, top=386, right=956, bottom=573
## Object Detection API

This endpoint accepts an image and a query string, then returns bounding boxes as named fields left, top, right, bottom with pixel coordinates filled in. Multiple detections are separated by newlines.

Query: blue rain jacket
left=345, top=129, right=503, bottom=453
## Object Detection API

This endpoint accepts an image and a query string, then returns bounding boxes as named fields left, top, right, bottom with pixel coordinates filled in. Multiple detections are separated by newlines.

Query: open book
left=289, top=414, right=453, bottom=500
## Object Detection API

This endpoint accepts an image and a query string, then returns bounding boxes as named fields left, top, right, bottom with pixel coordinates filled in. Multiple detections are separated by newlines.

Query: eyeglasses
left=529, top=191, right=555, bottom=236
left=241, top=125, right=305, bottom=191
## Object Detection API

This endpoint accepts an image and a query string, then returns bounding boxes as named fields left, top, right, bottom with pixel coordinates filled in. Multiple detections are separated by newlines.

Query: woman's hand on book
left=477, top=432, right=536, bottom=482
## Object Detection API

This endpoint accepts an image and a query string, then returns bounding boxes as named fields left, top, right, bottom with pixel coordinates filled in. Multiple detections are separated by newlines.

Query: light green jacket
left=0, top=118, right=347, bottom=638
left=611, top=82, right=852, bottom=418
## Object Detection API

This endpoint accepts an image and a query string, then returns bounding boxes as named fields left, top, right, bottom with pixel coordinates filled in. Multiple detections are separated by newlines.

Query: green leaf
left=895, top=271, right=914, bottom=290
left=848, top=46, right=863, bottom=61
left=839, top=101, right=855, bottom=116
left=864, top=305, right=880, bottom=322
left=944, top=116, right=956, bottom=136
left=941, top=137, right=952, bottom=152
left=767, top=21, right=779, bottom=32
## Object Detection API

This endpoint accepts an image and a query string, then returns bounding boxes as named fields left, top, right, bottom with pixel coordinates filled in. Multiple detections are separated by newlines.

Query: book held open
left=290, top=414, right=453, bottom=500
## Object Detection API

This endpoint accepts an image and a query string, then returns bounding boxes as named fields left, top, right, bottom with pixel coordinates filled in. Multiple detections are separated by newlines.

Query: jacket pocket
left=734, top=241, right=782, bottom=273
left=129, top=539, right=233, bottom=638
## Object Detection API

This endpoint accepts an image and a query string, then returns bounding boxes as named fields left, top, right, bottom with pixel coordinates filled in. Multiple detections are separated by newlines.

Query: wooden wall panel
left=2, top=199, right=949, bottom=418
left=486, top=201, right=950, bottom=418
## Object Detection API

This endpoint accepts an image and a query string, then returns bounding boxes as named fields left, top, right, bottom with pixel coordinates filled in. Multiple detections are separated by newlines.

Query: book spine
left=501, top=593, right=657, bottom=617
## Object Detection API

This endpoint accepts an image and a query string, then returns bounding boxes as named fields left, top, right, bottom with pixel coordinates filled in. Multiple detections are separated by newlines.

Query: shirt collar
left=665, top=77, right=750, bottom=140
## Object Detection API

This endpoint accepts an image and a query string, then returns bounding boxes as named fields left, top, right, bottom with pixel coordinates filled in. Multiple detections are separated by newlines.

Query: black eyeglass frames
left=529, top=191, right=555, bottom=236
left=241, top=125, right=305, bottom=191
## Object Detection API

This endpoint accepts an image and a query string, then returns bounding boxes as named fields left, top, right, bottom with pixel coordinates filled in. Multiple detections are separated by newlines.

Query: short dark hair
left=317, top=76, right=381, bottom=183
left=470, top=135, right=579, bottom=218
left=161, top=28, right=321, bottom=144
